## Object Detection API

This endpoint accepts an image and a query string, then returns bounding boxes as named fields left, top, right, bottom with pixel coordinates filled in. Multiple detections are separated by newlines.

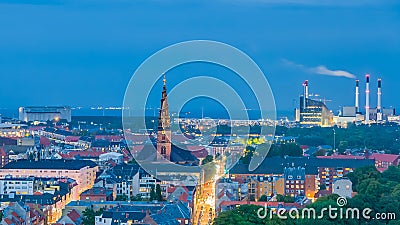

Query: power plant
left=365, top=75, right=370, bottom=124
left=295, top=75, right=395, bottom=127
left=295, top=80, right=334, bottom=127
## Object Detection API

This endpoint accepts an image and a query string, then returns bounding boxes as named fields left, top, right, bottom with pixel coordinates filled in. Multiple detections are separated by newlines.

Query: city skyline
left=0, top=0, right=399, bottom=112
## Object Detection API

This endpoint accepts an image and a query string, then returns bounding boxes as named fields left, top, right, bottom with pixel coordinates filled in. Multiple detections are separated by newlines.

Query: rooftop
left=230, top=156, right=375, bottom=175
left=2, top=159, right=97, bottom=170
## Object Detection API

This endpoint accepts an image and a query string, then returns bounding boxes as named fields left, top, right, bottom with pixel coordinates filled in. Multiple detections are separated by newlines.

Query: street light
left=332, top=128, right=336, bottom=151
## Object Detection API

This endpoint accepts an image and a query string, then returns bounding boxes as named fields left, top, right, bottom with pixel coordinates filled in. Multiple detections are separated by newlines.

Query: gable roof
left=370, top=153, right=400, bottom=163
left=67, top=209, right=81, bottom=223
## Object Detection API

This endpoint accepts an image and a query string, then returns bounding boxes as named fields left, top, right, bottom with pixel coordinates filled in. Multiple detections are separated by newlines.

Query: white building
left=19, top=106, right=71, bottom=122
left=332, top=179, right=353, bottom=198
left=99, top=152, right=123, bottom=164
left=0, top=176, right=34, bottom=195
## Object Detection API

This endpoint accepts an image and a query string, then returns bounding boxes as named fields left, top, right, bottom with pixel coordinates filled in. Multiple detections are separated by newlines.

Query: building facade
left=0, top=159, right=98, bottom=195
left=19, top=106, right=72, bottom=122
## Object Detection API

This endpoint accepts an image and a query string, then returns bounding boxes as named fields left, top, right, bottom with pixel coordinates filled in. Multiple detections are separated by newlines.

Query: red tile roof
left=314, top=189, right=332, bottom=198
left=95, top=135, right=123, bottom=142
left=125, top=134, right=153, bottom=143
left=0, top=147, right=6, bottom=156
left=178, top=192, right=189, bottom=202
left=65, top=136, right=81, bottom=142
left=219, top=201, right=302, bottom=208
left=190, top=148, right=208, bottom=159
left=4, top=218, right=12, bottom=225
left=167, top=187, right=176, bottom=193
left=40, top=136, right=51, bottom=147
left=317, top=155, right=365, bottom=160
left=130, top=145, right=145, bottom=154
left=370, top=153, right=400, bottom=164
left=60, top=150, right=105, bottom=159
left=29, top=126, right=46, bottom=131
left=67, top=209, right=81, bottom=222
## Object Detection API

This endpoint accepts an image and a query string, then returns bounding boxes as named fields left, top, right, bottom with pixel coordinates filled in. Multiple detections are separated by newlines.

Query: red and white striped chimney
left=355, top=79, right=359, bottom=113
left=377, top=78, right=382, bottom=122
left=303, top=80, right=309, bottom=108
left=365, top=74, right=370, bottom=124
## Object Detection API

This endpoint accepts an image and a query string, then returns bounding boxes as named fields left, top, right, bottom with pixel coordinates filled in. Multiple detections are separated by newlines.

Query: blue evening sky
left=0, top=0, right=399, bottom=116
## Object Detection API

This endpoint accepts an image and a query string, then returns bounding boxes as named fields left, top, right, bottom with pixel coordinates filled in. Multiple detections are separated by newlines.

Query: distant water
left=0, top=107, right=294, bottom=120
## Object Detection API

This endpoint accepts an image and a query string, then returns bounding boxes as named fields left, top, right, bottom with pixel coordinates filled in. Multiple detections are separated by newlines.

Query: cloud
left=312, top=65, right=356, bottom=79
left=282, top=59, right=356, bottom=79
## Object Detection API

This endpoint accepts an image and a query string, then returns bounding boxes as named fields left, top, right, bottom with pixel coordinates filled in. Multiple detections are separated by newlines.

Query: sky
left=0, top=0, right=399, bottom=117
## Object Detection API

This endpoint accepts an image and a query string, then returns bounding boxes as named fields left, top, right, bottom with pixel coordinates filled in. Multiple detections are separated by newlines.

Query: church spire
left=163, top=73, right=166, bottom=87
left=157, top=73, right=171, bottom=160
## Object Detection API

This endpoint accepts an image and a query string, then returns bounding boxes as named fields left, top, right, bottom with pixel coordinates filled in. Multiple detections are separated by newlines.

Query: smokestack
left=355, top=80, right=359, bottom=113
left=365, top=74, right=370, bottom=124
left=303, top=80, right=309, bottom=108
left=377, top=78, right=382, bottom=121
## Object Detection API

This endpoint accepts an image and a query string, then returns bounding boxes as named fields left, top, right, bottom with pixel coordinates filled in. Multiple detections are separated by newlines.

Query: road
left=193, top=161, right=224, bottom=225
left=194, top=180, right=216, bottom=225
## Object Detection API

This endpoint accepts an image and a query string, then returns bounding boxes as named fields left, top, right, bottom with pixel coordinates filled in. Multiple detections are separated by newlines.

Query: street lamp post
left=333, top=128, right=336, bottom=152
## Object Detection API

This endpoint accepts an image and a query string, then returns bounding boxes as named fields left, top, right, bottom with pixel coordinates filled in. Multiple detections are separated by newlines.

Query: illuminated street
left=193, top=161, right=224, bottom=225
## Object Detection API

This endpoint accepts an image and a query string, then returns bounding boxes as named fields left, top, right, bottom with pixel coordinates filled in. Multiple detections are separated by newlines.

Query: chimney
left=365, top=75, right=370, bottom=124
left=355, top=80, right=359, bottom=113
left=377, top=78, right=383, bottom=122
left=303, top=80, right=309, bottom=109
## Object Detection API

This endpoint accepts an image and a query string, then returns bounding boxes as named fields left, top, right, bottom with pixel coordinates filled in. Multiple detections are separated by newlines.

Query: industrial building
left=295, top=80, right=334, bottom=127
left=18, top=106, right=71, bottom=122
left=335, top=75, right=395, bottom=126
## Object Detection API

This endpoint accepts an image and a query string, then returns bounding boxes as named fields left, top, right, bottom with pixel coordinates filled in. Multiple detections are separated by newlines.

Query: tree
left=240, top=146, right=255, bottom=164
left=382, top=166, right=400, bottom=183
left=259, top=195, right=268, bottom=202
left=155, top=184, right=163, bottom=201
left=150, top=185, right=156, bottom=201
left=131, top=194, right=142, bottom=201
left=115, top=194, right=128, bottom=201
left=346, top=165, right=380, bottom=191
left=82, top=208, right=103, bottom=225
left=276, top=194, right=295, bottom=203
left=280, top=143, right=303, bottom=157
left=201, top=155, right=214, bottom=165
left=313, top=149, right=326, bottom=157
left=213, top=205, right=266, bottom=225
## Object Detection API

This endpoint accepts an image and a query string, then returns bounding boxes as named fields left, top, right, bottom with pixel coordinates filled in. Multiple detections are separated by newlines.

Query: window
left=161, top=146, right=166, bottom=155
